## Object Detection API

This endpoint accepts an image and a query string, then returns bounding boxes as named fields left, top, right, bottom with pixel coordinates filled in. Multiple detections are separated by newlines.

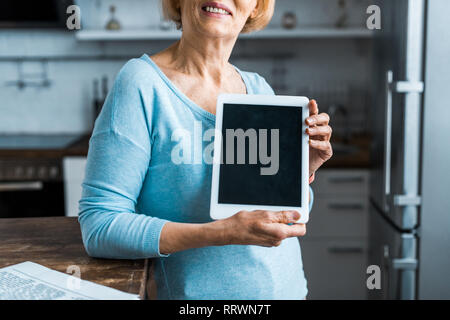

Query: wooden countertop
left=0, top=217, right=149, bottom=299
left=0, top=134, right=90, bottom=158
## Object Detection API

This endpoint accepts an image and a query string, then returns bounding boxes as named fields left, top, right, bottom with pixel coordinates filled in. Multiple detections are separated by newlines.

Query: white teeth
left=204, top=6, right=230, bottom=15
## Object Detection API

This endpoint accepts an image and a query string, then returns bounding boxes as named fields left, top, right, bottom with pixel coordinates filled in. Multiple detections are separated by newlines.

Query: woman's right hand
left=218, top=210, right=306, bottom=247
left=159, top=210, right=306, bottom=254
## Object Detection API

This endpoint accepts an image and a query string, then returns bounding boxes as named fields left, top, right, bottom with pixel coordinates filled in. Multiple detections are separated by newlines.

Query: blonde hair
left=161, top=0, right=275, bottom=33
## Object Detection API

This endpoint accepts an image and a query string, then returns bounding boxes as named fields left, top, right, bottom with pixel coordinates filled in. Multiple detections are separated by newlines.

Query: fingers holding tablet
left=272, top=210, right=301, bottom=224
left=220, top=209, right=306, bottom=248
left=306, top=126, right=332, bottom=140
left=308, top=99, right=319, bottom=117
left=306, top=99, right=333, bottom=176
left=310, top=140, right=333, bottom=151
left=306, top=112, right=330, bottom=127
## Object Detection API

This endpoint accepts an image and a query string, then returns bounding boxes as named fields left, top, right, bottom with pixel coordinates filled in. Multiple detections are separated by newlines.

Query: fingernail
left=289, top=211, right=300, bottom=221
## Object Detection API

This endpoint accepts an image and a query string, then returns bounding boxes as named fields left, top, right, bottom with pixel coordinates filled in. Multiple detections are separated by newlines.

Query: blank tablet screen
left=218, top=103, right=303, bottom=207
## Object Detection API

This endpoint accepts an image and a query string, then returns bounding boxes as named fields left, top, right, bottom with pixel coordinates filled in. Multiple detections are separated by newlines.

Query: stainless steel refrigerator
left=368, top=0, right=450, bottom=300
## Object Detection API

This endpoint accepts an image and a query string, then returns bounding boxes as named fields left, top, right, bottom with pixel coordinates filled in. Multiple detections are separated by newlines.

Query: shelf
left=76, top=29, right=182, bottom=41
left=242, top=27, right=373, bottom=39
left=75, top=27, right=373, bottom=41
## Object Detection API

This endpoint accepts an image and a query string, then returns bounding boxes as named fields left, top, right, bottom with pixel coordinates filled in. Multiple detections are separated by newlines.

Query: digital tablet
left=210, top=94, right=310, bottom=224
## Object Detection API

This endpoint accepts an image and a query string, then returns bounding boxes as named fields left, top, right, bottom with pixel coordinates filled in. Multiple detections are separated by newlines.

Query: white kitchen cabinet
left=302, top=169, right=369, bottom=299
left=301, top=238, right=368, bottom=300
left=63, top=157, right=87, bottom=217
left=313, top=170, right=369, bottom=196
left=307, top=196, right=369, bottom=238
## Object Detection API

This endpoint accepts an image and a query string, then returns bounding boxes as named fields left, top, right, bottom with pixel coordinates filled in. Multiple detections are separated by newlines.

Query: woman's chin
left=196, top=25, right=237, bottom=39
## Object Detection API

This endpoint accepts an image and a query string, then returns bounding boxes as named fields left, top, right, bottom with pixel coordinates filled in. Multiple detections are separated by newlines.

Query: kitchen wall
left=0, top=0, right=373, bottom=134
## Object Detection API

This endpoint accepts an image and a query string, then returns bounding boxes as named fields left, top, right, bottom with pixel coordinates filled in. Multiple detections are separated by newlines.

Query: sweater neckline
left=140, top=53, right=250, bottom=123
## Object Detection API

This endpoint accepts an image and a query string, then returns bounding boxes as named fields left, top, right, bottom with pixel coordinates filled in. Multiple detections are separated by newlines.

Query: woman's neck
left=166, top=33, right=238, bottom=84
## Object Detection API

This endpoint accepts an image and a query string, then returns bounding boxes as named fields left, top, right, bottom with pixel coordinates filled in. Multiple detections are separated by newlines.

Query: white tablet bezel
left=210, top=94, right=310, bottom=224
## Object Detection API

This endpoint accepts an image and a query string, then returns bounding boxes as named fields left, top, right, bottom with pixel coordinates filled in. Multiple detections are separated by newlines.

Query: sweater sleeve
left=78, top=59, right=170, bottom=259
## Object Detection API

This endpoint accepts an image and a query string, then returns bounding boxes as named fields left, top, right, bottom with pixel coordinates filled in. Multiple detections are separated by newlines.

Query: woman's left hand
left=306, top=100, right=333, bottom=178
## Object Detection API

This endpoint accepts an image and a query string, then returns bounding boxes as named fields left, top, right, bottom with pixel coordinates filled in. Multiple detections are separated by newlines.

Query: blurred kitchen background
left=0, top=0, right=449, bottom=300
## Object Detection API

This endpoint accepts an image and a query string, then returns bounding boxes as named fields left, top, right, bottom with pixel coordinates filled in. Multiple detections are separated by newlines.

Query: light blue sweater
left=79, top=54, right=312, bottom=299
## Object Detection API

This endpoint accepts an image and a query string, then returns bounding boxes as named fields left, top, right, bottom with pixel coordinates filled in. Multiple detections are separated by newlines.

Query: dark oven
left=0, top=158, right=65, bottom=218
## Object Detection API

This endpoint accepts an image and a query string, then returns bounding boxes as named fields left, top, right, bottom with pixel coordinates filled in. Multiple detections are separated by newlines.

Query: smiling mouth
left=201, top=2, right=232, bottom=16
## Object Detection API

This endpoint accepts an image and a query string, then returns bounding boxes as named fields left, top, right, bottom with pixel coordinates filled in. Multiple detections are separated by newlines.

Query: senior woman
left=79, top=0, right=333, bottom=299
